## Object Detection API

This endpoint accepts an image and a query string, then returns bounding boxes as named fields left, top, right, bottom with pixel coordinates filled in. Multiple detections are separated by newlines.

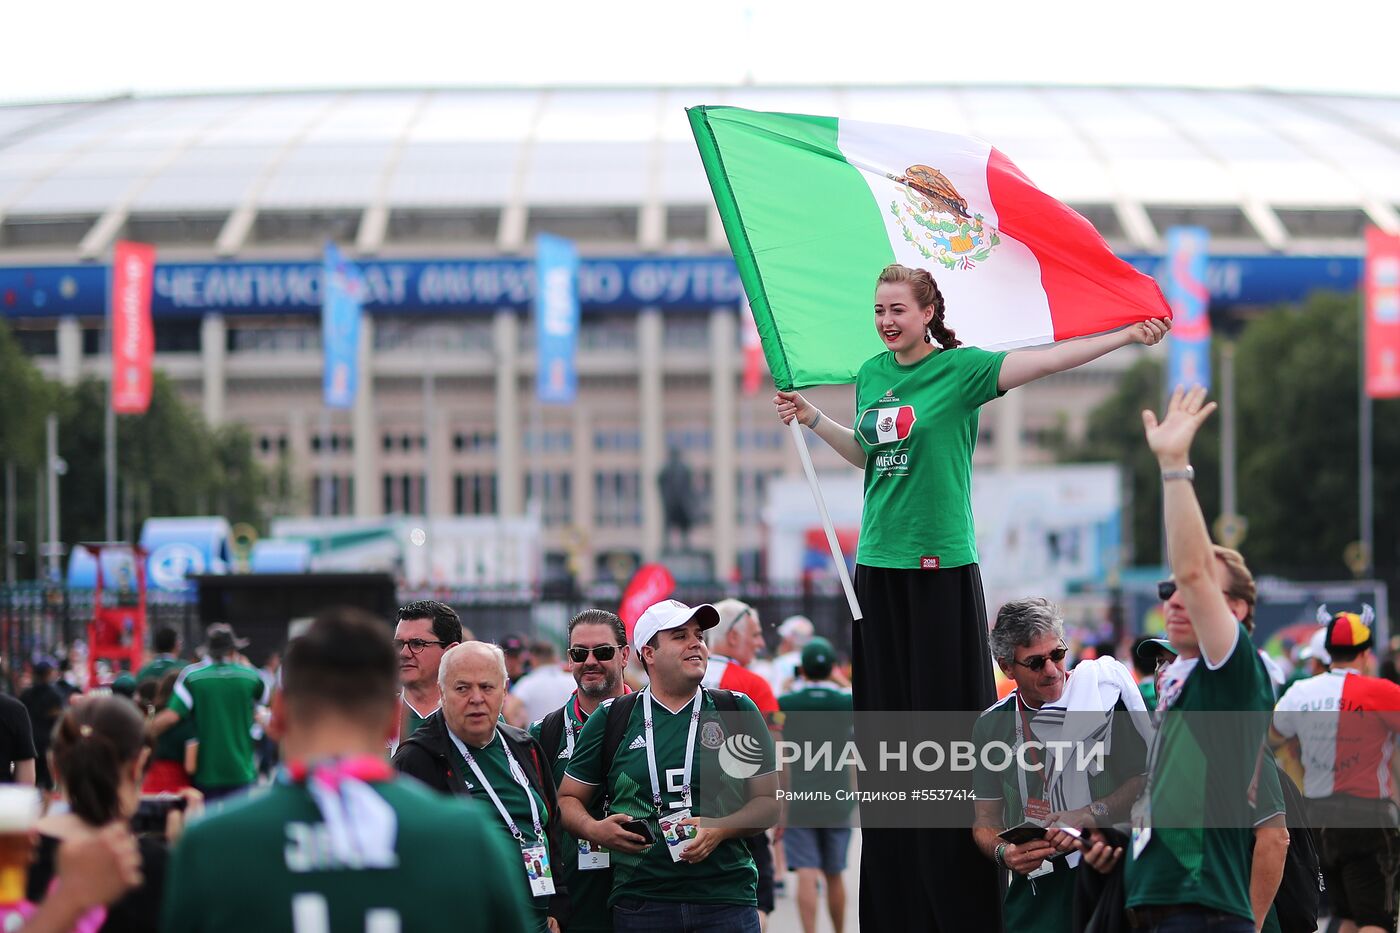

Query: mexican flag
left=688, top=106, right=1170, bottom=390
left=857, top=405, right=916, bottom=445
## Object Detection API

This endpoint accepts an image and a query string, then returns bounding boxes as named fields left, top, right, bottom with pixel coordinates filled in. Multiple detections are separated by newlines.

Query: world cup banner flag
left=688, top=106, right=1170, bottom=389
left=110, top=240, right=156, bottom=414
left=1366, top=227, right=1400, bottom=399
left=322, top=242, right=364, bottom=410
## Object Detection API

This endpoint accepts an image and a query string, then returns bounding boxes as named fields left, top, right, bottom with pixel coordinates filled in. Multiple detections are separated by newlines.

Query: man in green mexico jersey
left=530, top=609, right=633, bottom=933
left=150, top=623, right=268, bottom=801
left=1124, top=387, right=1277, bottom=933
left=559, top=599, right=780, bottom=933
left=391, top=599, right=463, bottom=754
left=161, top=607, right=532, bottom=933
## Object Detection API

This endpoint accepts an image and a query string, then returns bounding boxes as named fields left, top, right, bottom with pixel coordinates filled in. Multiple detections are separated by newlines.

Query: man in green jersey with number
left=1124, top=387, right=1277, bottom=933
left=559, top=599, right=780, bottom=933
left=530, top=609, right=633, bottom=933
left=151, top=623, right=268, bottom=800
left=161, top=607, right=531, bottom=933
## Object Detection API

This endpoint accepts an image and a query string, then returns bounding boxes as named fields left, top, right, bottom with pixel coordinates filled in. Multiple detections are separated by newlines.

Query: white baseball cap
left=1298, top=627, right=1331, bottom=665
left=632, top=599, right=720, bottom=652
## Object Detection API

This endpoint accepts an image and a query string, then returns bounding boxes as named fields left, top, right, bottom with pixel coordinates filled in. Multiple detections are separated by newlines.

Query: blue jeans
left=612, top=899, right=761, bottom=933
left=1141, top=909, right=1255, bottom=933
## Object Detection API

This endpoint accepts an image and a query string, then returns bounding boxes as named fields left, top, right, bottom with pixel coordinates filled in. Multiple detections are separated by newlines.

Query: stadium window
left=252, top=210, right=361, bottom=246
left=0, top=214, right=98, bottom=249
left=666, top=205, right=709, bottom=241
left=525, top=472, right=572, bottom=526
left=524, top=206, right=639, bottom=244
left=386, top=208, right=501, bottom=245
left=1274, top=208, right=1368, bottom=240
left=594, top=470, right=641, bottom=527
left=153, top=320, right=201, bottom=353
left=1144, top=205, right=1257, bottom=241
left=124, top=213, right=225, bottom=248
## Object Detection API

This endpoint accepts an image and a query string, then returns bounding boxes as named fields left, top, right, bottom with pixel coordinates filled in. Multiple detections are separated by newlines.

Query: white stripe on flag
left=838, top=119, right=1055, bottom=351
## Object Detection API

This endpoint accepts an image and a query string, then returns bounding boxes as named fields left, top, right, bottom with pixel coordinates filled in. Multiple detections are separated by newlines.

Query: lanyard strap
left=1013, top=693, right=1047, bottom=817
left=449, top=728, right=542, bottom=843
left=642, top=687, right=703, bottom=813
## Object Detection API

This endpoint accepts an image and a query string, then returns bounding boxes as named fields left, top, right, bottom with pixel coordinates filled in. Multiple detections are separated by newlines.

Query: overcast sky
left=5, top=0, right=1398, bottom=102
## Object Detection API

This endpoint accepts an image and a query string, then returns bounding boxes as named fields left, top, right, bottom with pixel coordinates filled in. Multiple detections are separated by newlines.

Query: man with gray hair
left=393, top=641, right=568, bottom=932
left=971, top=597, right=1151, bottom=933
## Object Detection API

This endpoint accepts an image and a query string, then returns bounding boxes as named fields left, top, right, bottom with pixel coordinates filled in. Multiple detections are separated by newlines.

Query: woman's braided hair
left=876, top=264, right=960, bottom=349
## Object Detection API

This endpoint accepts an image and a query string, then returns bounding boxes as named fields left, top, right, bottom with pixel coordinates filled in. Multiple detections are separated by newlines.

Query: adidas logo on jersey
left=628, top=735, right=647, bottom=750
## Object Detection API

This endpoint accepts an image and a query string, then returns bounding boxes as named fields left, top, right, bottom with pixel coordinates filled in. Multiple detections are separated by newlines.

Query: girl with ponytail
left=774, top=262, right=1168, bottom=931
left=29, top=696, right=197, bottom=932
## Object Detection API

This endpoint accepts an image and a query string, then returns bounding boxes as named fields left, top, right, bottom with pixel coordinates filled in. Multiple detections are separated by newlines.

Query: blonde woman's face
left=874, top=282, right=934, bottom=354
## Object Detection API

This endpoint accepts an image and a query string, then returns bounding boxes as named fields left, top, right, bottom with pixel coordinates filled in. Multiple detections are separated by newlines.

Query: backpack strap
left=600, top=692, right=643, bottom=778
left=705, top=687, right=740, bottom=713
left=537, top=708, right=565, bottom=762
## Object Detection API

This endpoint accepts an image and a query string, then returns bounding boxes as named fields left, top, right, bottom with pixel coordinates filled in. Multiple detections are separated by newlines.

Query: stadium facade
left=1, top=85, right=1395, bottom=584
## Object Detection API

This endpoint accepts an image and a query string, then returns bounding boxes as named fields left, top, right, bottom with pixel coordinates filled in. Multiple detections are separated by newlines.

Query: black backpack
left=540, top=688, right=743, bottom=804
left=1270, top=760, right=1323, bottom=933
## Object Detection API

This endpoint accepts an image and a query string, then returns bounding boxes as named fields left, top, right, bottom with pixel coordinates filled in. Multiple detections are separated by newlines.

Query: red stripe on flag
left=985, top=148, right=1170, bottom=340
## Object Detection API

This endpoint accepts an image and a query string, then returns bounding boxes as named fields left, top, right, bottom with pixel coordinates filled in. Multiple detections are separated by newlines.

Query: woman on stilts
left=775, top=262, right=1169, bottom=930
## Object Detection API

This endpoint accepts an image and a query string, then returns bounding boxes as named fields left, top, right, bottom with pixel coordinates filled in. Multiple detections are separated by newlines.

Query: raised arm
left=998, top=318, right=1170, bottom=392
left=774, top=391, right=866, bottom=469
left=1144, top=386, right=1237, bottom=666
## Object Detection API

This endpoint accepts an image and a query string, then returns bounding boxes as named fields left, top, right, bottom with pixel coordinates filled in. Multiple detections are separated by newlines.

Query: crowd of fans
left=0, top=402, right=1392, bottom=932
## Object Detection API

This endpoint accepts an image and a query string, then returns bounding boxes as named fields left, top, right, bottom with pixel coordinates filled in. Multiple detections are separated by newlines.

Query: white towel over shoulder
left=1029, top=656, right=1154, bottom=815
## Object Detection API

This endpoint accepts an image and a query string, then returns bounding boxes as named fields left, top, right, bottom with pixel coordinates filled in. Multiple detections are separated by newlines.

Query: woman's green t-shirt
left=853, top=347, right=1006, bottom=569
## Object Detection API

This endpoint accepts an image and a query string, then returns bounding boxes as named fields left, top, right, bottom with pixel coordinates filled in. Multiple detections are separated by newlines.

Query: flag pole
left=787, top=418, right=862, bottom=620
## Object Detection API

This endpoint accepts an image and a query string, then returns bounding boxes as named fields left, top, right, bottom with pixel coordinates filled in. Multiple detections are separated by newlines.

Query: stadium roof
left=1, top=85, right=1398, bottom=260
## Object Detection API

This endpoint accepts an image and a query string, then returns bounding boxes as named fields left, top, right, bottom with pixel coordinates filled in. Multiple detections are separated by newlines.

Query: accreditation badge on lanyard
left=643, top=688, right=704, bottom=862
left=561, top=706, right=610, bottom=869
left=451, top=728, right=556, bottom=896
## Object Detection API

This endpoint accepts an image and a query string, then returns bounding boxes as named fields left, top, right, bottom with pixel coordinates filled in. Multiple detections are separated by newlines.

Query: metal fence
left=0, top=580, right=861, bottom=688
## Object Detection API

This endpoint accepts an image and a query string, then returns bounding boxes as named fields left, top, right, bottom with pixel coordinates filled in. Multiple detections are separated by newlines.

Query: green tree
left=1059, top=290, right=1400, bottom=585
left=1233, top=291, right=1400, bottom=580
left=0, top=321, right=58, bottom=579
left=1054, top=354, right=1220, bottom=566
left=57, top=374, right=268, bottom=555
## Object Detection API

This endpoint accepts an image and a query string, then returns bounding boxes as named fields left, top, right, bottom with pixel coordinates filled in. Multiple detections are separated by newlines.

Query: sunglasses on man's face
left=1158, top=580, right=1177, bottom=601
left=568, top=644, right=624, bottom=663
left=1013, top=644, right=1068, bottom=672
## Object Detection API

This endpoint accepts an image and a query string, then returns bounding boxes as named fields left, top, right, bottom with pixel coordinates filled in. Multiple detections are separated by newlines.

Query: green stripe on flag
left=687, top=107, right=893, bottom=389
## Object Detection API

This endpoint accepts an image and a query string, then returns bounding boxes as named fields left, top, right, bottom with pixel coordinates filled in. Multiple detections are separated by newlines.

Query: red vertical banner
left=1366, top=227, right=1400, bottom=399
left=741, top=300, right=766, bottom=396
left=110, top=241, right=156, bottom=414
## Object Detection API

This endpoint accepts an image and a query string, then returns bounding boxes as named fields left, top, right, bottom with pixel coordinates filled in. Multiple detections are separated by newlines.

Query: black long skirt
left=852, top=562, right=1002, bottom=932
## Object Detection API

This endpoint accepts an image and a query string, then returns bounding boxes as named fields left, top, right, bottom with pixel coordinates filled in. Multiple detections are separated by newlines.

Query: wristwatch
left=1161, top=465, right=1195, bottom=483
left=1088, top=800, right=1109, bottom=823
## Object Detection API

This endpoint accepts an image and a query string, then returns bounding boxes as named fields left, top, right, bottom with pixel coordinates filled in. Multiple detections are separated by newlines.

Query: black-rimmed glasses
left=1013, top=643, right=1068, bottom=672
left=393, top=638, right=448, bottom=655
left=1157, top=580, right=1177, bottom=601
left=568, top=644, right=625, bottom=663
